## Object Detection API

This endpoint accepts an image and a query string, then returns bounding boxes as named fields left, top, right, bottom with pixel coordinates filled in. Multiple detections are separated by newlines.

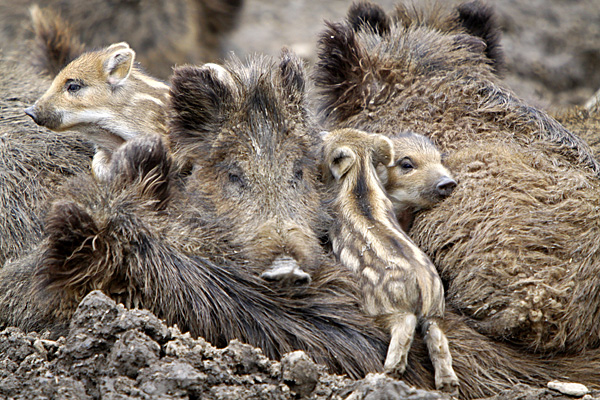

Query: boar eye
left=398, top=158, right=414, bottom=171
left=65, top=79, right=84, bottom=94
left=229, top=173, right=243, bottom=185
left=294, top=168, right=303, bottom=181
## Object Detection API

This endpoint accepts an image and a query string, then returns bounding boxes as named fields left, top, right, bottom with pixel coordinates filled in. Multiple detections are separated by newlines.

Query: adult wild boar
left=0, top=51, right=388, bottom=380
left=314, top=0, right=600, bottom=354
left=312, top=0, right=600, bottom=396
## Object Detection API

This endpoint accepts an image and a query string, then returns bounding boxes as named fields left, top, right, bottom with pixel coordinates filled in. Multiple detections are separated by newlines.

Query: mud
left=1, top=292, right=598, bottom=399
left=0, top=291, right=449, bottom=400
left=2, top=1, right=600, bottom=399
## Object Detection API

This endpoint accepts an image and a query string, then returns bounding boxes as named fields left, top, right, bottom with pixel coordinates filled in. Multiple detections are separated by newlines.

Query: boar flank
left=313, top=0, right=600, bottom=397
left=1, top=52, right=389, bottom=381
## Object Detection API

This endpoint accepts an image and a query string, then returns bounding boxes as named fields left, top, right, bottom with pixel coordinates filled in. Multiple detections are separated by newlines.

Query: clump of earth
left=1, top=291, right=598, bottom=400
left=2, top=1, right=600, bottom=399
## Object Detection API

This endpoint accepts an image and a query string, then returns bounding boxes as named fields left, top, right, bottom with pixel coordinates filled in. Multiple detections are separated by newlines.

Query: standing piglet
left=322, top=128, right=459, bottom=393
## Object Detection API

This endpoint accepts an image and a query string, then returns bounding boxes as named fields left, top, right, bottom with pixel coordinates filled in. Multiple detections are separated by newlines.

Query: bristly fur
left=32, top=133, right=388, bottom=379
left=313, top=0, right=600, bottom=397
left=4, top=52, right=390, bottom=380
left=169, top=65, right=234, bottom=141
left=312, top=21, right=371, bottom=123
left=347, top=1, right=390, bottom=35
left=314, top=2, right=600, bottom=175
left=456, top=0, right=505, bottom=74
left=29, top=5, right=85, bottom=77
left=0, top=52, right=93, bottom=266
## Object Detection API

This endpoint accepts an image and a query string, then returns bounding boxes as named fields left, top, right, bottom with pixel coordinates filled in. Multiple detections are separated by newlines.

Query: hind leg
left=384, top=312, right=417, bottom=374
left=423, top=319, right=459, bottom=394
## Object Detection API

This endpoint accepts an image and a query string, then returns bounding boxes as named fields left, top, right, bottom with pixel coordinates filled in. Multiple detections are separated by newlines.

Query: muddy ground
left=2, top=291, right=598, bottom=400
left=226, top=0, right=600, bottom=109
left=2, top=0, right=600, bottom=399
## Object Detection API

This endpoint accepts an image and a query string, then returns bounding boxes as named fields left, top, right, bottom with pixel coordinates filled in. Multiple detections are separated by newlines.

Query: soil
left=2, top=291, right=598, bottom=400
left=3, top=1, right=600, bottom=399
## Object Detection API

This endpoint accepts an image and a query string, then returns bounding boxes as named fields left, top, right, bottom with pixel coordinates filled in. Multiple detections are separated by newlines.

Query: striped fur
left=24, top=42, right=170, bottom=181
left=322, top=128, right=458, bottom=393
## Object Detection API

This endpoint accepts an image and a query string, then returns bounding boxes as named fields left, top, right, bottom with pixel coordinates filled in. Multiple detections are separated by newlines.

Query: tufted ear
left=456, top=0, right=505, bottom=74
left=329, top=146, right=357, bottom=181
left=169, top=63, right=234, bottom=138
left=314, top=21, right=368, bottom=122
left=109, top=134, right=173, bottom=210
left=103, top=42, right=135, bottom=86
left=279, top=48, right=306, bottom=104
left=39, top=199, right=102, bottom=292
left=371, top=134, right=395, bottom=168
left=347, top=1, right=390, bottom=35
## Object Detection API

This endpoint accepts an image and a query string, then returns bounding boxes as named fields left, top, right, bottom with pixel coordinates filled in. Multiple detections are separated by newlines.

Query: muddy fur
left=312, top=0, right=600, bottom=395
left=552, top=105, right=600, bottom=158
left=0, top=0, right=243, bottom=79
left=1, top=53, right=390, bottom=380
left=0, top=53, right=93, bottom=266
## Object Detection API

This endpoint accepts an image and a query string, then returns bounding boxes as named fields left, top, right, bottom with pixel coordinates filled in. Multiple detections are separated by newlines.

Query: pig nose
left=24, top=106, right=38, bottom=123
left=260, top=255, right=312, bottom=286
left=436, top=177, right=457, bottom=197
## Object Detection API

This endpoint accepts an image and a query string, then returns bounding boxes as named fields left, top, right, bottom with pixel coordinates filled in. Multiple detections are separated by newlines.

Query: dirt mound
left=2, top=291, right=597, bottom=399
left=0, top=291, right=448, bottom=399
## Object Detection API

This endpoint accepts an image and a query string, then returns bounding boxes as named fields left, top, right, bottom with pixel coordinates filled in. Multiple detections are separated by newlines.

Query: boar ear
left=314, top=22, right=367, bottom=122
left=347, top=1, right=390, bottom=35
left=109, top=134, right=172, bottom=210
left=329, top=146, right=357, bottom=181
left=456, top=0, right=505, bottom=74
left=104, top=42, right=135, bottom=85
left=371, top=134, right=395, bottom=167
left=279, top=48, right=305, bottom=103
left=169, top=64, right=234, bottom=137
left=39, top=200, right=102, bottom=292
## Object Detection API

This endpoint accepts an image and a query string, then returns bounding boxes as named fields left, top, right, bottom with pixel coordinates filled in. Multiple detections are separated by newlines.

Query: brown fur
left=322, top=128, right=459, bottom=393
left=29, top=5, right=85, bottom=77
left=1, top=52, right=389, bottom=380
left=552, top=105, right=600, bottom=158
left=0, top=51, right=93, bottom=267
left=377, top=131, right=456, bottom=232
left=0, top=0, right=243, bottom=79
left=25, top=42, right=170, bottom=181
left=168, top=50, right=331, bottom=285
left=312, top=0, right=600, bottom=395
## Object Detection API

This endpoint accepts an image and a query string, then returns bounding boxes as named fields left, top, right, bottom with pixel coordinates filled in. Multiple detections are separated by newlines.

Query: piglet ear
left=371, top=134, right=395, bottom=167
left=103, top=42, right=135, bottom=85
left=169, top=63, right=234, bottom=137
left=329, top=146, right=357, bottom=181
